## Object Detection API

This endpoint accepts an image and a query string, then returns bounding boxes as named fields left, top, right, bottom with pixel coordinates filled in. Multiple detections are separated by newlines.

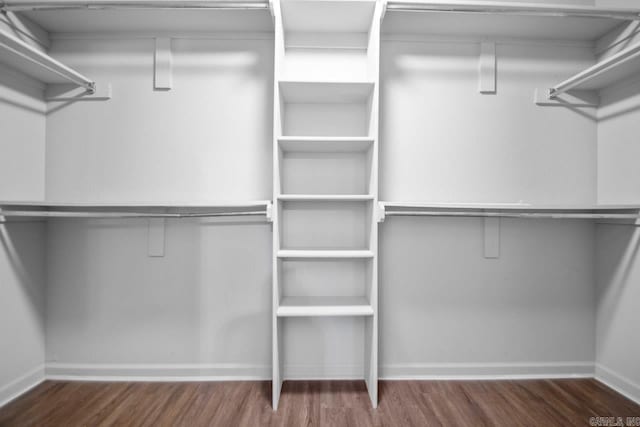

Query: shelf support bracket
left=45, top=82, right=112, bottom=101
left=484, top=217, right=500, bottom=259
left=479, top=41, right=496, bottom=94
left=266, top=202, right=273, bottom=222
left=154, top=37, right=172, bottom=91
left=148, top=218, right=166, bottom=257
left=534, top=88, right=599, bottom=107
left=376, top=202, right=386, bottom=223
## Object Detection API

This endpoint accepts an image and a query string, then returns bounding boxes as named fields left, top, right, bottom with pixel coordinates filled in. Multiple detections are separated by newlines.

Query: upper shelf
left=383, top=1, right=640, bottom=41
left=278, top=137, right=374, bottom=152
left=281, top=0, right=376, bottom=34
left=21, top=9, right=273, bottom=34
left=279, top=81, right=375, bottom=103
left=12, top=0, right=640, bottom=43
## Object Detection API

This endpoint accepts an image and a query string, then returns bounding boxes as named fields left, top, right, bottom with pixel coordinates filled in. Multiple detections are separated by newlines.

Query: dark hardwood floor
left=1, top=379, right=638, bottom=426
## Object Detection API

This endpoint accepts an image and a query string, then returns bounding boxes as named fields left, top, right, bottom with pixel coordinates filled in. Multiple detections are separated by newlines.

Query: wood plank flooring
left=1, top=379, right=638, bottom=426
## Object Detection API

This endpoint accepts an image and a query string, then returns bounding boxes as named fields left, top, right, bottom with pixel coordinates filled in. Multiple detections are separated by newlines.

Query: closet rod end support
left=266, top=202, right=274, bottom=222
left=376, top=202, right=386, bottom=223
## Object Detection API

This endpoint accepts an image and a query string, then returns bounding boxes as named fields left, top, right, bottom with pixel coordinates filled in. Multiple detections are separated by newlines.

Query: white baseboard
left=283, top=364, right=363, bottom=380
left=596, top=364, right=640, bottom=405
left=45, top=361, right=595, bottom=383
left=380, top=362, right=595, bottom=380
left=46, top=363, right=271, bottom=381
left=46, top=363, right=365, bottom=382
left=3, top=362, right=602, bottom=406
left=0, top=365, right=45, bottom=408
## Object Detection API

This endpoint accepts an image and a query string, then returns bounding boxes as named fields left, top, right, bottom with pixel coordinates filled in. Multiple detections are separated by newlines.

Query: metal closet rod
left=0, top=0, right=269, bottom=11
left=549, top=41, right=640, bottom=98
left=385, top=1, right=640, bottom=21
left=0, top=28, right=96, bottom=92
left=0, top=209, right=268, bottom=218
left=385, top=210, right=640, bottom=220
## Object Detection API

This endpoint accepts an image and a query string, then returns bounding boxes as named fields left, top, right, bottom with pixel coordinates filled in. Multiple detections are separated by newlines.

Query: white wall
left=45, top=37, right=273, bottom=203
left=597, top=79, right=640, bottom=204
left=0, top=45, right=47, bottom=404
left=380, top=40, right=597, bottom=204
left=0, top=67, right=46, bottom=201
left=43, top=34, right=603, bottom=380
left=42, top=36, right=276, bottom=378
left=45, top=219, right=272, bottom=377
left=595, top=225, right=640, bottom=403
left=595, top=77, right=640, bottom=402
left=0, top=222, right=46, bottom=406
left=378, top=38, right=598, bottom=376
left=380, top=218, right=596, bottom=377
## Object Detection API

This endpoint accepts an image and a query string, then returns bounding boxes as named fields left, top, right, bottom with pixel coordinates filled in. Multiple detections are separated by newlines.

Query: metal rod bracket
left=266, top=202, right=273, bottom=222
left=534, top=87, right=599, bottom=107
left=376, top=202, right=386, bottom=223
left=46, top=82, right=111, bottom=101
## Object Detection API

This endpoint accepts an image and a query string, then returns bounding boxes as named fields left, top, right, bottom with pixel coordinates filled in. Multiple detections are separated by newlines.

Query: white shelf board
left=277, top=249, right=375, bottom=259
left=281, top=0, right=376, bottom=34
left=382, top=1, right=637, bottom=41
left=279, top=81, right=375, bottom=103
left=277, top=296, right=373, bottom=317
left=23, top=9, right=273, bottom=33
left=278, top=136, right=374, bottom=152
left=278, top=194, right=374, bottom=201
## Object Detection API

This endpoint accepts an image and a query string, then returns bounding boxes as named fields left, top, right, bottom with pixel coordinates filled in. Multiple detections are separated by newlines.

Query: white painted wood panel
left=281, top=151, right=370, bottom=194
left=280, top=201, right=370, bottom=250
left=281, top=259, right=369, bottom=297
left=278, top=296, right=373, bottom=317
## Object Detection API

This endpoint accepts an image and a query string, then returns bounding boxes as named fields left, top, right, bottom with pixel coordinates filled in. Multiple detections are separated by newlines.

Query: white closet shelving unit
left=271, top=0, right=382, bottom=409
left=3, top=0, right=640, bottom=413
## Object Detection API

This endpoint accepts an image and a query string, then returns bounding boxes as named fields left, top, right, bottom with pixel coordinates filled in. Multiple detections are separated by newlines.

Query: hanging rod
left=0, top=0, right=270, bottom=11
left=549, top=41, right=640, bottom=98
left=385, top=1, right=640, bottom=21
left=0, top=28, right=96, bottom=92
left=385, top=210, right=640, bottom=220
left=0, top=209, right=268, bottom=219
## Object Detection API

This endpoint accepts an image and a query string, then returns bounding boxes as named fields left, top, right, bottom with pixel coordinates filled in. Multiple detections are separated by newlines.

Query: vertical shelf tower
left=271, top=0, right=382, bottom=409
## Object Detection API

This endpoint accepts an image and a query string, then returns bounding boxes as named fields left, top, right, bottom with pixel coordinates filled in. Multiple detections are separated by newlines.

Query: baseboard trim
left=283, top=365, right=363, bottom=380
left=595, top=364, right=640, bottom=405
left=0, top=365, right=45, bottom=408
left=380, top=362, right=595, bottom=380
left=46, top=363, right=365, bottom=382
left=46, top=363, right=271, bottom=381
left=44, top=362, right=595, bottom=383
